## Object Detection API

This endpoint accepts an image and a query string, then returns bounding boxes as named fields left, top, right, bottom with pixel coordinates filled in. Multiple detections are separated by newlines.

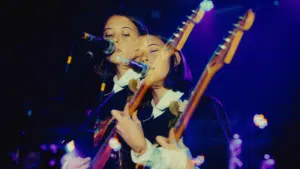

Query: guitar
left=174, top=9, right=255, bottom=140
left=91, top=2, right=207, bottom=169
left=138, top=8, right=255, bottom=169
left=128, top=1, right=206, bottom=116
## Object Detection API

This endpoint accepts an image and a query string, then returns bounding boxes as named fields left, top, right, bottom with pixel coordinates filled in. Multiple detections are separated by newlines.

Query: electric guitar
left=137, top=8, right=255, bottom=169
left=91, top=2, right=207, bottom=169
left=174, top=9, right=255, bottom=140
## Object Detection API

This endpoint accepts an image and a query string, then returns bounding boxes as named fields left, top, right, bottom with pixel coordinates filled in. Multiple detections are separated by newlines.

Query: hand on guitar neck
left=60, top=153, right=91, bottom=169
left=111, top=104, right=196, bottom=169
left=111, top=103, right=147, bottom=155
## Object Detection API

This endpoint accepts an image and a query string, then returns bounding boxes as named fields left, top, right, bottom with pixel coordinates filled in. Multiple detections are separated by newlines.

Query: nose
left=141, top=55, right=149, bottom=63
left=112, top=36, right=120, bottom=43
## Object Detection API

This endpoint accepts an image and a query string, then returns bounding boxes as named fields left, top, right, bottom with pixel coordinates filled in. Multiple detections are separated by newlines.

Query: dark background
left=2, top=0, right=300, bottom=168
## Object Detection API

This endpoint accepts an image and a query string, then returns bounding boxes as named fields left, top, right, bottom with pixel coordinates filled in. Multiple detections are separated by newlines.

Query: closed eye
left=150, top=50, right=158, bottom=53
left=105, top=34, right=113, bottom=38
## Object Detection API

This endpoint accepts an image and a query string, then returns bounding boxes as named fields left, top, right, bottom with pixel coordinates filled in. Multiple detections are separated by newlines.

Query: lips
left=116, top=48, right=122, bottom=52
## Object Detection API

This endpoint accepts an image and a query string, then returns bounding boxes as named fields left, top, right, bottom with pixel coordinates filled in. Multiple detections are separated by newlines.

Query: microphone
left=117, top=56, right=149, bottom=77
left=129, top=60, right=149, bottom=77
left=81, top=32, right=115, bottom=55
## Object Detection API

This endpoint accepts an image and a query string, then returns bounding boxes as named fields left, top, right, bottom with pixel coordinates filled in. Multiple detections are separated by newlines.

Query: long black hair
left=157, top=36, right=193, bottom=94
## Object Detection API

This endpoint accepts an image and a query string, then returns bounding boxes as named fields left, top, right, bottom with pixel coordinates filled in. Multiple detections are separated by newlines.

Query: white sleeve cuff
left=131, top=139, right=156, bottom=164
left=131, top=139, right=188, bottom=169
left=158, top=148, right=187, bottom=169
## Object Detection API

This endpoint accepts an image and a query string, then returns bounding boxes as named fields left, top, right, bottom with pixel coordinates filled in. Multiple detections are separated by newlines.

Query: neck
left=115, top=65, right=129, bottom=80
left=151, top=86, right=169, bottom=105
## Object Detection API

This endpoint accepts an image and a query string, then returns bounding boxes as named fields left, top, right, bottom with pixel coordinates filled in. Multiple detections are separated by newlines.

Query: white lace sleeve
left=131, top=139, right=188, bottom=169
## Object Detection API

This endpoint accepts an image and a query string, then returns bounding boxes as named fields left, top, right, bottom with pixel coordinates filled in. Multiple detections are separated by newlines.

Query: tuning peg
left=182, top=21, right=186, bottom=25
left=219, top=44, right=226, bottom=50
left=177, top=27, right=184, bottom=32
left=233, top=23, right=240, bottom=28
left=214, top=51, right=220, bottom=55
left=224, top=38, right=230, bottom=42
left=187, top=15, right=192, bottom=20
left=239, top=16, right=245, bottom=20
left=168, top=39, right=174, bottom=42
left=173, top=33, right=180, bottom=38
left=191, top=9, right=197, bottom=13
left=228, top=31, right=234, bottom=34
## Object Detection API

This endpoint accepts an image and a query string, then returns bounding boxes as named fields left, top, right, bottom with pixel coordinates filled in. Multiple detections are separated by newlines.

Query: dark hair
left=157, top=36, right=193, bottom=94
left=94, top=14, right=148, bottom=92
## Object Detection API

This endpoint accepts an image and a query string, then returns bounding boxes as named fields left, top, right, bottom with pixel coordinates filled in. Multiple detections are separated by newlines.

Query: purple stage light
left=49, top=159, right=56, bottom=166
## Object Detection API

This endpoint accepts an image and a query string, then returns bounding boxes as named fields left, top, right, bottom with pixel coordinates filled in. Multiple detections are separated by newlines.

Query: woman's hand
left=111, top=103, right=147, bottom=155
left=61, top=153, right=91, bottom=169
left=156, top=128, right=195, bottom=169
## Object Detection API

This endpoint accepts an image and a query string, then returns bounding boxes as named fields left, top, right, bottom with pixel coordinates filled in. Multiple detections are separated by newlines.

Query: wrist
left=134, top=139, right=148, bottom=155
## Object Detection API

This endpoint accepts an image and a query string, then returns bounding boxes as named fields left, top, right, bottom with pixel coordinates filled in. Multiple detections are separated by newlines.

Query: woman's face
left=137, top=35, right=172, bottom=85
left=103, top=15, right=140, bottom=65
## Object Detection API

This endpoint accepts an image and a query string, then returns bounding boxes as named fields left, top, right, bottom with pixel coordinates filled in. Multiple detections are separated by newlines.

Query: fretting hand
left=111, top=103, right=147, bottom=155
left=61, top=153, right=91, bottom=169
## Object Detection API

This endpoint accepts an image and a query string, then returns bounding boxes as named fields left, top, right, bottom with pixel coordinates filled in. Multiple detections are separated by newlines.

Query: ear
left=174, top=52, right=182, bottom=66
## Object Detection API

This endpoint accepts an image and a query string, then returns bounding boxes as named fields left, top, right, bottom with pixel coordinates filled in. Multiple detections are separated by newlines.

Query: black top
left=72, top=81, right=134, bottom=169
left=134, top=94, right=230, bottom=169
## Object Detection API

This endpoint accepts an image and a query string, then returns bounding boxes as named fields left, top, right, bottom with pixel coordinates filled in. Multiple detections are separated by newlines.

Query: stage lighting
left=109, top=137, right=121, bottom=151
left=261, top=154, right=275, bottom=169
left=192, top=155, right=205, bottom=166
left=49, top=159, right=56, bottom=166
left=65, top=140, right=75, bottom=153
left=200, top=0, right=214, bottom=12
left=27, top=109, right=32, bottom=116
left=264, top=154, right=270, bottom=159
left=253, top=114, right=268, bottom=129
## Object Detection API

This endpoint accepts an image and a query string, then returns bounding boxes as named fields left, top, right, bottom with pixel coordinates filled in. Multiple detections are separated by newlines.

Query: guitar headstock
left=206, top=9, right=255, bottom=75
left=166, top=1, right=206, bottom=52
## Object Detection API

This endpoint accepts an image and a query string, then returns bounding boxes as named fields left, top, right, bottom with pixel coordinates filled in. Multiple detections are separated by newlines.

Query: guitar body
left=94, top=117, right=114, bottom=147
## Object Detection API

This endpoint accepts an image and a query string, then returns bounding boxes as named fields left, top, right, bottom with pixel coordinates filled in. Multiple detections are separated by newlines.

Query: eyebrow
left=104, top=28, right=112, bottom=31
left=104, top=26, right=133, bottom=32
left=121, top=27, right=133, bottom=31
left=148, top=44, right=161, bottom=47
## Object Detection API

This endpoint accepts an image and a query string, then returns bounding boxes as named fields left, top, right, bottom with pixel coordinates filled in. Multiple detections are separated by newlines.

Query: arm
left=130, top=137, right=198, bottom=169
left=111, top=106, right=197, bottom=169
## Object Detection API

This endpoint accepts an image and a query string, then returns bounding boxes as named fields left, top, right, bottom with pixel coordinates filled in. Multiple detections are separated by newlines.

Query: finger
left=168, top=128, right=176, bottom=142
left=123, top=103, right=130, bottom=117
left=156, top=136, right=169, bottom=149
left=111, top=110, right=123, bottom=121
left=78, top=163, right=91, bottom=169
left=132, top=111, right=141, bottom=126
left=75, top=157, right=91, bottom=168
left=81, top=157, right=91, bottom=165
left=116, top=124, right=127, bottom=139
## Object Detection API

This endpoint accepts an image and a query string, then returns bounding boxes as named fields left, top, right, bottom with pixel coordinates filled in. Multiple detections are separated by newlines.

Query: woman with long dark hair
left=112, top=34, right=230, bottom=169
left=61, top=14, right=148, bottom=169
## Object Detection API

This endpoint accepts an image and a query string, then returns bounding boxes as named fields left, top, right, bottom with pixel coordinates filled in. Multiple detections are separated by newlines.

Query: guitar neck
left=174, top=67, right=217, bottom=140
left=128, top=82, right=151, bottom=116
